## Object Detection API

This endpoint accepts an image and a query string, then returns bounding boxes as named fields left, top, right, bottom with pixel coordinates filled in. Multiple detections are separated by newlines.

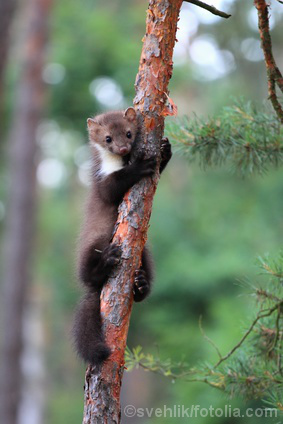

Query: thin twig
left=277, top=330, right=283, bottom=375
left=254, top=0, right=283, bottom=123
left=199, top=316, right=222, bottom=360
left=268, top=305, right=281, bottom=355
left=184, top=0, right=231, bottom=19
left=214, top=301, right=283, bottom=368
left=138, top=362, right=223, bottom=389
left=268, top=78, right=283, bottom=124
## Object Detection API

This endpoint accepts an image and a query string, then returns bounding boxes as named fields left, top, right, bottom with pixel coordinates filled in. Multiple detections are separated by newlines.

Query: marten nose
left=119, top=147, right=129, bottom=155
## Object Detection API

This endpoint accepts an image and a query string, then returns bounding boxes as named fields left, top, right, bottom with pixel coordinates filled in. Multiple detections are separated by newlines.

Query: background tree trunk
left=0, top=0, right=17, bottom=106
left=18, top=288, right=46, bottom=424
left=82, top=1, right=183, bottom=423
left=0, top=0, right=52, bottom=423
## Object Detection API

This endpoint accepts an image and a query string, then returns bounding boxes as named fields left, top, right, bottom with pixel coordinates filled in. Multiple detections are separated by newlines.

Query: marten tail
left=72, top=291, right=111, bottom=365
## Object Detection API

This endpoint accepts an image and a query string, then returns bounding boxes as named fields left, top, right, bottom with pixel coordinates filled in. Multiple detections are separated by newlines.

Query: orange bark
left=82, top=1, right=183, bottom=422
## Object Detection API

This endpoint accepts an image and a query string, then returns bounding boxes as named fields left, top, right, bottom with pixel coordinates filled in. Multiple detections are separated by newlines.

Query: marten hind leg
left=133, top=245, right=154, bottom=302
left=79, top=243, right=121, bottom=290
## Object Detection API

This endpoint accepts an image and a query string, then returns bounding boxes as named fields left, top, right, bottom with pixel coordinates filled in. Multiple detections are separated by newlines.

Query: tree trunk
left=0, top=0, right=17, bottom=105
left=18, top=289, right=47, bottom=424
left=82, top=1, right=183, bottom=422
left=0, top=1, right=51, bottom=423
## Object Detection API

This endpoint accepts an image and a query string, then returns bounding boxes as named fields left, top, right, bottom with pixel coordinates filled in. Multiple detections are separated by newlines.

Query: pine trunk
left=82, top=1, right=183, bottom=422
left=0, top=1, right=51, bottom=423
left=0, top=0, right=17, bottom=105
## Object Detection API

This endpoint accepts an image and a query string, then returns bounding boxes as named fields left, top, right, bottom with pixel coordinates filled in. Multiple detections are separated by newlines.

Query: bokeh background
left=0, top=0, right=283, bottom=423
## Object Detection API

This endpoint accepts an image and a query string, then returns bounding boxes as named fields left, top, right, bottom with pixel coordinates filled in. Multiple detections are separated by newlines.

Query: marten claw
left=101, top=243, right=121, bottom=268
left=160, top=137, right=172, bottom=160
left=134, top=270, right=150, bottom=294
left=139, top=156, right=157, bottom=177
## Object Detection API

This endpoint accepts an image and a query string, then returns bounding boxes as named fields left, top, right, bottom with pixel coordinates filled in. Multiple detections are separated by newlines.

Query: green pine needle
left=166, top=100, right=283, bottom=176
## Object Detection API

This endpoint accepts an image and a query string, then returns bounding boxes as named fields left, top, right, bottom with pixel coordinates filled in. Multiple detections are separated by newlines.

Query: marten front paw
left=101, top=243, right=121, bottom=270
left=160, top=137, right=172, bottom=162
left=134, top=153, right=157, bottom=177
left=159, top=137, right=172, bottom=173
left=133, top=270, right=150, bottom=302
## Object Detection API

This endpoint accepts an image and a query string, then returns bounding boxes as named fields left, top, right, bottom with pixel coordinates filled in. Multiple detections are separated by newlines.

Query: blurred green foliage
left=1, top=0, right=283, bottom=423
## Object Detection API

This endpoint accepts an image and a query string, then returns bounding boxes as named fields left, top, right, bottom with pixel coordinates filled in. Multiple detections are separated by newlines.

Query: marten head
left=87, top=108, right=138, bottom=157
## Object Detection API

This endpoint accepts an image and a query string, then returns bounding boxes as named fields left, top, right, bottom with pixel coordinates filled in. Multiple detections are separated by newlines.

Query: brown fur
left=88, top=108, right=138, bottom=157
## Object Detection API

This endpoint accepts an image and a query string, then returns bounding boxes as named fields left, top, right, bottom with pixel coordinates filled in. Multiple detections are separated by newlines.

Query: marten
left=72, top=107, right=172, bottom=366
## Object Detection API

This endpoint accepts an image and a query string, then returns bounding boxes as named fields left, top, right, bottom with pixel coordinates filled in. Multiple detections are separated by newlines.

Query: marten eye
left=126, top=131, right=132, bottom=139
left=105, top=136, right=112, bottom=144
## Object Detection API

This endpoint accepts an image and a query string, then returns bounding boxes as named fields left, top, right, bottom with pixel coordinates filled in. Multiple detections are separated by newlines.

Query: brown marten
left=72, top=107, right=172, bottom=365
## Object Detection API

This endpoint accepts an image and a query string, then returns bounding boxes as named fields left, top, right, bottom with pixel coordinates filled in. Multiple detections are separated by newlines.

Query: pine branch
left=166, top=102, right=283, bottom=175
left=125, top=346, right=226, bottom=389
left=214, top=301, right=283, bottom=368
left=254, top=0, right=283, bottom=123
left=126, top=254, right=283, bottom=409
left=258, top=253, right=283, bottom=279
left=184, top=0, right=231, bottom=19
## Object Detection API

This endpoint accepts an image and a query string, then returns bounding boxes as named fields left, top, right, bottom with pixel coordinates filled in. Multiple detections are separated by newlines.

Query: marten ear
left=124, top=107, right=136, bottom=122
left=87, top=118, right=100, bottom=131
